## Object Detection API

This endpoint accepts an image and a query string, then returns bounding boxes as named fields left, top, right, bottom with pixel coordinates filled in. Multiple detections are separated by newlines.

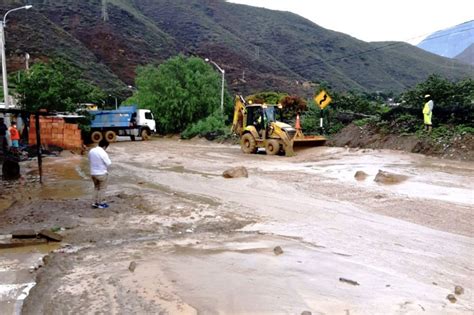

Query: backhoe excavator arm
left=231, top=95, right=247, bottom=135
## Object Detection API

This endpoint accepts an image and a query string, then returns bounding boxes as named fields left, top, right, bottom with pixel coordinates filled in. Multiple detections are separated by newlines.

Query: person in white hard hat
left=422, top=94, right=434, bottom=132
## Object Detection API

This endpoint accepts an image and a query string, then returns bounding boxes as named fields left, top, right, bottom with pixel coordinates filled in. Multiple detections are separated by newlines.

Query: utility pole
left=25, top=52, right=30, bottom=71
left=1, top=5, right=33, bottom=125
left=205, top=58, right=225, bottom=114
left=102, top=0, right=109, bottom=22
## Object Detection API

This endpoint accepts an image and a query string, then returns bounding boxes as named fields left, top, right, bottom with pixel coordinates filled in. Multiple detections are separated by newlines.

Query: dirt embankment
left=329, top=124, right=474, bottom=161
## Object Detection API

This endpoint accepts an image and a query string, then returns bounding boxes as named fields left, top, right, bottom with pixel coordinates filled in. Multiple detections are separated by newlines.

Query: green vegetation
left=125, top=55, right=231, bottom=134
left=295, top=75, right=473, bottom=139
left=15, top=59, right=105, bottom=112
left=181, top=112, right=229, bottom=140
left=398, top=75, right=474, bottom=126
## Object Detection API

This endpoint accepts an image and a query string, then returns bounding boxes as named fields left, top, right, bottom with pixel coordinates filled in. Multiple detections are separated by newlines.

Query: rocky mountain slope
left=1, top=0, right=472, bottom=96
left=455, top=43, right=474, bottom=65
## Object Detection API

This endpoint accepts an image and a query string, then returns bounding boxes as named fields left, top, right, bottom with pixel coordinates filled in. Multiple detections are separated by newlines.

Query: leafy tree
left=246, top=92, right=286, bottom=104
left=126, top=55, right=231, bottom=134
left=330, top=91, right=380, bottom=115
left=280, top=95, right=307, bottom=122
left=15, top=59, right=105, bottom=112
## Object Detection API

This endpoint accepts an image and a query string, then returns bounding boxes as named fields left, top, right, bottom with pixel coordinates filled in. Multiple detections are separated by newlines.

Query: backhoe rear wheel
left=241, top=133, right=257, bottom=154
left=266, top=139, right=280, bottom=155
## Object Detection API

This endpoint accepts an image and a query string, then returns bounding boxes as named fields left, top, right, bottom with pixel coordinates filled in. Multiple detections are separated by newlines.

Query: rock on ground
left=374, top=170, right=408, bottom=184
left=223, top=166, right=248, bottom=178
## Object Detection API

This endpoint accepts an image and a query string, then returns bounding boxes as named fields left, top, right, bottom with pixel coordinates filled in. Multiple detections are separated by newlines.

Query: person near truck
left=422, top=94, right=434, bottom=132
left=9, top=122, right=20, bottom=148
left=88, top=139, right=112, bottom=209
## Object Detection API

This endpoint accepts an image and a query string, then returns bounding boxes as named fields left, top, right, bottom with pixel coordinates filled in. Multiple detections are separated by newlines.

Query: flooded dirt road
left=0, top=138, right=473, bottom=314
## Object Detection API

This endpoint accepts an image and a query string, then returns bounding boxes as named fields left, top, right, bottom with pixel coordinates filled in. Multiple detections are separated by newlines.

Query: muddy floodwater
left=0, top=138, right=473, bottom=314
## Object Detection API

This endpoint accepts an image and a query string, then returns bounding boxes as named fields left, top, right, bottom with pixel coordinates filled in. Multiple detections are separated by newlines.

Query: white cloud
left=227, top=0, right=473, bottom=44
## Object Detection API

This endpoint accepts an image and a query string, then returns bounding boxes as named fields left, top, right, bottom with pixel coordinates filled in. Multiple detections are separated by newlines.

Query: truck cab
left=136, top=109, right=156, bottom=134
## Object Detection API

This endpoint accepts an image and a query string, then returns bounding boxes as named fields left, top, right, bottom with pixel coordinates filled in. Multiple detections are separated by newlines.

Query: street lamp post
left=205, top=58, right=225, bottom=114
left=109, top=94, right=118, bottom=110
left=1, top=5, right=33, bottom=116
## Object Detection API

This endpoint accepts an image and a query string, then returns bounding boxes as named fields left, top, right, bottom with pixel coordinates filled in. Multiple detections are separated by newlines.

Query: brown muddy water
left=0, top=153, right=88, bottom=314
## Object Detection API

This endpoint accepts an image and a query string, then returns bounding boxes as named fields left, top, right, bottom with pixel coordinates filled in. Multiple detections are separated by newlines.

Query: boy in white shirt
left=88, top=139, right=112, bottom=208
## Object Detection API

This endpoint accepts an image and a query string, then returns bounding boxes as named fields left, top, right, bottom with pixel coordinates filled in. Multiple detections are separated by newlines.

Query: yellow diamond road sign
left=314, top=90, right=332, bottom=109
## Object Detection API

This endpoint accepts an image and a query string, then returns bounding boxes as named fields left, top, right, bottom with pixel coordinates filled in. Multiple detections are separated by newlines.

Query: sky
left=227, top=0, right=473, bottom=44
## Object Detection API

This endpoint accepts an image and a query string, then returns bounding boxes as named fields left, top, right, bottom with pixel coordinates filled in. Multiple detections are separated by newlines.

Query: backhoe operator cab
left=231, top=95, right=296, bottom=156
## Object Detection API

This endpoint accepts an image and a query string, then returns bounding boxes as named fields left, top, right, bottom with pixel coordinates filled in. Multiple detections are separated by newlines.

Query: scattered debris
left=128, top=261, right=137, bottom=272
left=0, top=236, right=47, bottom=249
left=0, top=228, right=63, bottom=248
left=432, top=282, right=438, bottom=285
left=273, top=246, right=283, bottom=255
left=354, top=170, right=368, bottom=181
left=301, top=311, right=312, bottom=315
left=454, top=285, right=464, bottom=295
left=418, top=304, right=425, bottom=311
left=374, top=170, right=408, bottom=184
left=39, top=229, right=63, bottom=242
left=447, top=294, right=457, bottom=303
left=223, top=166, right=248, bottom=178
left=339, top=277, right=360, bottom=286
left=12, top=229, right=37, bottom=239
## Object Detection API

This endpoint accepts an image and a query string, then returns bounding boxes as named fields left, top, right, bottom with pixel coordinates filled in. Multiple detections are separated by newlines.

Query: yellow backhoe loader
left=231, top=95, right=297, bottom=156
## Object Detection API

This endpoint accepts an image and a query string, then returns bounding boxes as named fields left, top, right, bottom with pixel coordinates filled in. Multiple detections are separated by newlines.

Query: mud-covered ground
left=330, top=123, right=474, bottom=161
left=0, top=138, right=473, bottom=314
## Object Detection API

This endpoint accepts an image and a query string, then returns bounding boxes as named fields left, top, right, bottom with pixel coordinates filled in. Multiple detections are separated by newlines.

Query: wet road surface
left=1, top=139, right=473, bottom=314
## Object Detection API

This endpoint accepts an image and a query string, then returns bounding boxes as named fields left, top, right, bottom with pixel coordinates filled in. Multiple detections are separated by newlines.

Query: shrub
left=181, top=113, right=228, bottom=140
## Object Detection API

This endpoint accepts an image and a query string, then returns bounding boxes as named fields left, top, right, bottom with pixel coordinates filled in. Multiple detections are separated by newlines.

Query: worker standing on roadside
left=422, top=94, right=434, bottom=133
left=88, top=139, right=112, bottom=209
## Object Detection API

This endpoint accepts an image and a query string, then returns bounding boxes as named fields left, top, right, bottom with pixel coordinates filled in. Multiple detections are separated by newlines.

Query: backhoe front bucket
left=293, top=135, right=327, bottom=148
left=293, top=132, right=327, bottom=150
left=283, top=142, right=296, bottom=157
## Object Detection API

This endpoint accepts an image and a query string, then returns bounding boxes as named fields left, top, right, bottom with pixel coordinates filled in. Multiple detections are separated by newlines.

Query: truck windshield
left=145, top=112, right=154, bottom=120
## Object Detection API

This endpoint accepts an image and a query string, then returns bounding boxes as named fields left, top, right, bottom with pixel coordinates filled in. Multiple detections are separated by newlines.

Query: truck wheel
left=91, top=131, right=103, bottom=143
left=105, top=130, right=117, bottom=142
left=141, top=129, right=150, bottom=141
left=241, top=133, right=257, bottom=154
left=266, top=139, right=280, bottom=155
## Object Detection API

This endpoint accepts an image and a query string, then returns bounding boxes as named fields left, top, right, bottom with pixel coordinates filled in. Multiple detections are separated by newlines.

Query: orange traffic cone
left=295, top=114, right=303, bottom=139
left=295, top=114, right=301, bottom=130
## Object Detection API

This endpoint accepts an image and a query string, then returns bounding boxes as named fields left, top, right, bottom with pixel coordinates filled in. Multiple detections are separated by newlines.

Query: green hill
left=1, top=0, right=472, bottom=96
